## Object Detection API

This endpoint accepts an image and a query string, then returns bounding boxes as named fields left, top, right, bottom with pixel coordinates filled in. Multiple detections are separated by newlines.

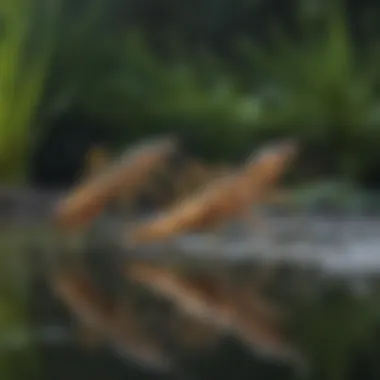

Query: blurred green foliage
left=2, top=0, right=380, bottom=183
left=72, top=0, right=380, bottom=179
left=0, top=0, right=61, bottom=184
left=238, top=0, right=380, bottom=181
left=81, top=30, right=262, bottom=159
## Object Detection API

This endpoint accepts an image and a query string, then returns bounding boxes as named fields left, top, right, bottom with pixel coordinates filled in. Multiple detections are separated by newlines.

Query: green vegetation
left=0, top=0, right=61, bottom=184
left=238, top=0, right=380, bottom=181
left=2, top=0, right=380, bottom=181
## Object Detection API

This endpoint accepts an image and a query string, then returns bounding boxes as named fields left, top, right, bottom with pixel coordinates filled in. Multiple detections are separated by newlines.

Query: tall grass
left=0, top=1, right=61, bottom=379
left=0, top=0, right=61, bottom=184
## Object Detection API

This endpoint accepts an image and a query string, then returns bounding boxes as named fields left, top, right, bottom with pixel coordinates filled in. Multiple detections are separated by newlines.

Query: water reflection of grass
left=294, top=280, right=380, bottom=380
left=3, top=224, right=380, bottom=380
left=0, top=227, right=40, bottom=380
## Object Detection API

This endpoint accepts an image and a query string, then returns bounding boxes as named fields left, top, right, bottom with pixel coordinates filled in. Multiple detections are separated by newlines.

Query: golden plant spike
left=124, top=139, right=298, bottom=245
left=54, top=136, right=178, bottom=229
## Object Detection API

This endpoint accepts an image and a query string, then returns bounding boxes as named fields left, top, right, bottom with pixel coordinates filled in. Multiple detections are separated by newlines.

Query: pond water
left=2, top=213, right=380, bottom=380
